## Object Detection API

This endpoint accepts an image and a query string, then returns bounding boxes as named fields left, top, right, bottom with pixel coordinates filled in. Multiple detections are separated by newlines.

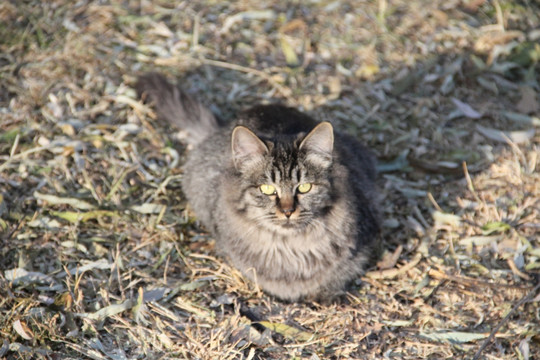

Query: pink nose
left=281, top=207, right=294, bottom=217
left=279, top=195, right=295, bottom=218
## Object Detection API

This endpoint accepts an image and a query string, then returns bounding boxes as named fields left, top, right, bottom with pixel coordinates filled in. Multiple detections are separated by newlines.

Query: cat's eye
left=260, top=184, right=276, bottom=195
left=297, top=183, right=312, bottom=193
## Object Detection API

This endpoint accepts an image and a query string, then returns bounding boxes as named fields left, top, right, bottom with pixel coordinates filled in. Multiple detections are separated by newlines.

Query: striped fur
left=137, top=74, right=380, bottom=301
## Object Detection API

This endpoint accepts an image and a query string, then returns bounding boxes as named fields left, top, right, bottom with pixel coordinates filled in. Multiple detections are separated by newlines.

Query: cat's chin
left=269, top=218, right=310, bottom=234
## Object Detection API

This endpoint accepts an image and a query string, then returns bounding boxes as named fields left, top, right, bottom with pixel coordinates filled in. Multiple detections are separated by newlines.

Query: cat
left=136, top=73, right=380, bottom=301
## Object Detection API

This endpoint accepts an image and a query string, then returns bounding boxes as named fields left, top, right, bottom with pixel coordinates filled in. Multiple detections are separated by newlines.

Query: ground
left=0, top=0, right=539, bottom=359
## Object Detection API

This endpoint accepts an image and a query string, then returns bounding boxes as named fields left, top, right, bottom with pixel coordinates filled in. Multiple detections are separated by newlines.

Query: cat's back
left=237, top=104, right=318, bottom=137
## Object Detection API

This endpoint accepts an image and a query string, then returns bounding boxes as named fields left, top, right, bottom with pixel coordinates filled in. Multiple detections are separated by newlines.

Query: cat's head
left=231, top=122, right=335, bottom=233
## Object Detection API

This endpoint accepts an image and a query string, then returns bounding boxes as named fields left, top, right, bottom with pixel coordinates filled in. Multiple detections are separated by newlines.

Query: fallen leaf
left=517, top=86, right=539, bottom=114
left=459, top=235, right=502, bottom=247
left=356, top=64, right=380, bottom=79
left=432, top=211, right=461, bottom=227
left=392, top=70, right=421, bottom=96
left=382, top=319, right=414, bottom=327
left=451, top=98, right=482, bottom=119
left=56, top=259, right=113, bottom=278
left=420, top=331, right=488, bottom=343
left=87, top=300, right=136, bottom=321
left=5, top=268, right=57, bottom=286
left=279, top=35, right=300, bottom=67
left=477, top=76, right=498, bottom=94
left=60, top=241, right=88, bottom=253
left=377, top=245, right=403, bottom=270
left=0, top=339, right=8, bottom=357
left=34, top=191, right=95, bottom=210
left=377, top=150, right=410, bottom=172
left=259, top=321, right=314, bottom=342
left=130, top=203, right=165, bottom=214
left=51, top=210, right=119, bottom=223
left=27, top=216, right=62, bottom=229
left=179, top=281, right=208, bottom=291
left=408, top=156, right=462, bottom=174
left=482, top=221, right=511, bottom=235
left=476, top=124, right=535, bottom=144
left=13, top=320, right=34, bottom=340
left=503, top=111, right=540, bottom=126
left=220, top=10, right=275, bottom=34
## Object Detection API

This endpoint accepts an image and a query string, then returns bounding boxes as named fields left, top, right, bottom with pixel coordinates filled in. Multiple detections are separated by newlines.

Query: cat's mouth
left=274, top=217, right=310, bottom=232
left=280, top=220, right=297, bottom=229
left=255, top=211, right=310, bottom=232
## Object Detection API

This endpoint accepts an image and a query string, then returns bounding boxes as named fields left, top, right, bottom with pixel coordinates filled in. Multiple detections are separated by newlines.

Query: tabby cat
left=136, top=73, right=380, bottom=301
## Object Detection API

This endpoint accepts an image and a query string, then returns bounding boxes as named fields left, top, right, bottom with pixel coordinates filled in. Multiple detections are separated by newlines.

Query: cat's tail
left=135, top=73, right=219, bottom=145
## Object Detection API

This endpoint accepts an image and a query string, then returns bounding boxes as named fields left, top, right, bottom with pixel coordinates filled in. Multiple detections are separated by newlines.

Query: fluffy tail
left=135, top=73, right=219, bottom=145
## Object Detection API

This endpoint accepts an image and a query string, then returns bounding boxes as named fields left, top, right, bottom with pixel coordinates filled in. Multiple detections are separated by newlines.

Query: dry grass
left=1, top=0, right=539, bottom=359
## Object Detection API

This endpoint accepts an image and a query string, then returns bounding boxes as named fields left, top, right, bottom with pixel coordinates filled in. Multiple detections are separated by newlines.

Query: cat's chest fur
left=208, top=185, right=365, bottom=301
left=224, top=202, right=348, bottom=277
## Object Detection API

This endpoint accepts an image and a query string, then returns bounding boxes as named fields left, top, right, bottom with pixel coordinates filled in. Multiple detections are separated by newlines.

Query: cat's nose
left=281, top=208, right=294, bottom=218
left=279, top=196, right=295, bottom=218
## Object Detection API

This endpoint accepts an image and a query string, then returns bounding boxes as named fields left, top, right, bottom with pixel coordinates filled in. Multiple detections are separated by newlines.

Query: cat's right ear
left=300, top=122, right=334, bottom=168
left=231, top=126, right=268, bottom=171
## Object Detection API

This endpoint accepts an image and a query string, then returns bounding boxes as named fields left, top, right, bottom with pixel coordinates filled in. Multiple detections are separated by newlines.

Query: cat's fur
left=136, top=73, right=380, bottom=301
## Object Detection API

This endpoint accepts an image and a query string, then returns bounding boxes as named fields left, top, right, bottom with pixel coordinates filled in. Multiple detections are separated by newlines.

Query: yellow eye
left=260, top=184, right=276, bottom=195
left=297, top=183, right=312, bottom=193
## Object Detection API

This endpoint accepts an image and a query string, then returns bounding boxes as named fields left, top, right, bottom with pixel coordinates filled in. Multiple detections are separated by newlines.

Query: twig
left=472, top=280, right=540, bottom=360
left=427, top=192, right=442, bottom=212
left=428, top=268, right=533, bottom=291
left=365, top=253, right=422, bottom=279
left=507, top=258, right=532, bottom=281
left=462, top=161, right=481, bottom=203
left=0, top=145, right=50, bottom=172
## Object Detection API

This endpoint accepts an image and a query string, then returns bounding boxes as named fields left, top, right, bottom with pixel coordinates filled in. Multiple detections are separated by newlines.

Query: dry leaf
left=432, top=211, right=461, bottom=227
left=459, top=235, right=502, bottom=247
left=259, top=321, right=314, bottom=342
left=377, top=245, right=403, bottom=270
left=130, top=203, right=166, bottom=214
left=34, top=191, right=95, bottom=210
left=382, top=319, right=415, bottom=327
left=51, top=210, right=119, bottom=223
left=420, top=331, right=488, bottom=343
left=5, top=268, right=57, bottom=286
left=279, top=36, right=300, bottom=67
left=87, top=300, right=136, bottom=321
left=476, top=124, right=535, bottom=144
left=517, top=86, right=539, bottom=114
left=56, top=259, right=113, bottom=278
left=451, top=98, right=482, bottom=119
left=356, top=64, right=380, bottom=80
left=13, top=320, right=34, bottom=340
left=220, top=10, right=275, bottom=34
left=503, top=111, right=540, bottom=126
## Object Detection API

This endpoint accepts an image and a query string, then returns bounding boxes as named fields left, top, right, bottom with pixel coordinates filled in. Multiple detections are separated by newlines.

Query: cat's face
left=231, top=123, right=335, bottom=233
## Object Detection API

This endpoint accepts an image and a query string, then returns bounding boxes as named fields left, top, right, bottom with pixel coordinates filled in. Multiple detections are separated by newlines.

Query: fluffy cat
left=136, top=73, right=380, bottom=301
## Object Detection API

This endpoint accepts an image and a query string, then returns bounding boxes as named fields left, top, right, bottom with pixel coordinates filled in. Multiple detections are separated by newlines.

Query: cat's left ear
left=231, top=126, right=268, bottom=171
left=300, top=122, right=334, bottom=167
